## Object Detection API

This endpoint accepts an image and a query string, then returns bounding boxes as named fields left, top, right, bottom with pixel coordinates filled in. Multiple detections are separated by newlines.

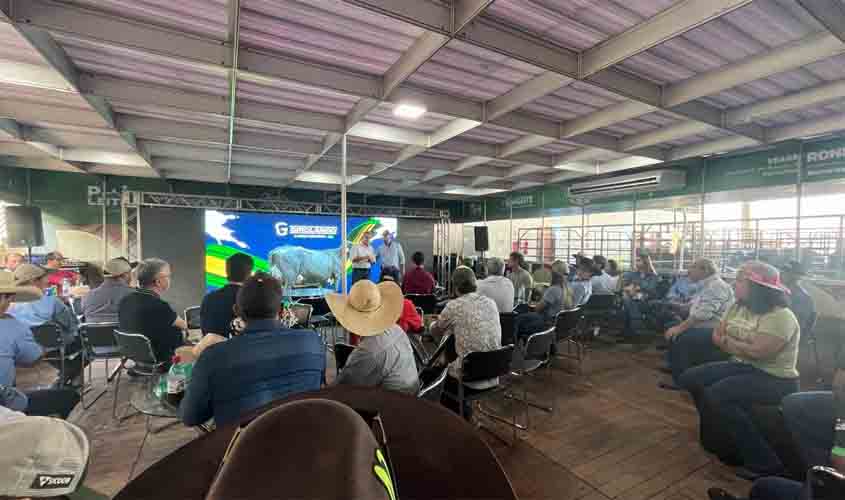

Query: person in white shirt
left=376, top=229, right=405, bottom=282
left=350, top=231, right=375, bottom=284
left=477, top=257, right=515, bottom=313
left=590, top=255, right=616, bottom=295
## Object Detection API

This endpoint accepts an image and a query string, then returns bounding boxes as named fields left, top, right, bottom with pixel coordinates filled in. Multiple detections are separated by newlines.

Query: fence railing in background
left=515, top=214, right=845, bottom=279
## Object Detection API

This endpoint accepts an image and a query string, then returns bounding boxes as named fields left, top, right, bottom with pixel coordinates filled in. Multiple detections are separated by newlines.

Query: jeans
left=668, top=328, right=729, bottom=385
left=25, top=388, right=81, bottom=419
left=750, top=477, right=804, bottom=500
left=622, top=297, right=650, bottom=336
left=351, top=268, right=370, bottom=284
left=782, top=391, right=834, bottom=469
left=680, top=361, right=800, bottom=473
left=47, top=337, right=86, bottom=385
left=514, top=312, right=547, bottom=339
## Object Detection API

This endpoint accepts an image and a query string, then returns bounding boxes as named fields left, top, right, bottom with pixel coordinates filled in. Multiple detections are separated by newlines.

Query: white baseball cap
left=0, top=416, right=90, bottom=497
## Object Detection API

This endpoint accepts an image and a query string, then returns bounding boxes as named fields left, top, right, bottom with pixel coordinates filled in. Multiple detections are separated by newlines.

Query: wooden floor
left=17, top=342, right=752, bottom=500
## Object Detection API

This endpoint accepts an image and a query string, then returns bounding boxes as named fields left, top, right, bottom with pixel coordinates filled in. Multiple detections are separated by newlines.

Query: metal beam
left=498, top=135, right=555, bottom=158
left=486, top=72, right=572, bottom=121
left=727, top=79, right=845, bottom=125
left=620, top=121, right=713, bottom=151
left=224, top=0, right=241, bottom=182
left=560, top=101, right=655, bottom=138
left=382, top=31, right=449, bottom=98
left=797, top=0, right=845, bottom=44
left=666, top=136, right=759, bottom=161
left=580, top=0, right=753, bottom=77
left=766, top=111, right=845, bottom=143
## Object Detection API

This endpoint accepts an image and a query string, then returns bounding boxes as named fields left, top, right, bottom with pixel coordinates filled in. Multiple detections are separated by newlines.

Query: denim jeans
left=514, top=311, right=547, bottom=339
left=622, top=297, right=646, bottom=335
left=781, top=391, right=834, bottom=469
left=680, top=361, right=800, bottom=473
left=668, top=328, right=729, bottom=385
left=25, top=388, right=81, bottom=419
left=750, top=476, right=804, bottom=500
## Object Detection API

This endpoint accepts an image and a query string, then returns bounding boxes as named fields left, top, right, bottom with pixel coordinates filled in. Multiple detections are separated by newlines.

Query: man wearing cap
left=10, top=263, right=84, bottom=386
left=780, top=260, right=817, bottom=338
left=329, top=280, right=419, bottom=394
left=81, top=257, right=136, bottom=324
left=376, top=229, right=405, bottom=283
left=200, top=252, right=253, bottom=338
left=44, top=251, right=80, bottom=289
left=181, top=273, right=324, bottom=427
left=350, top=231, right=376, bottom=285
left=119, top=258, right=187, bottom=365
left=0, top=271, right=80, bottom=418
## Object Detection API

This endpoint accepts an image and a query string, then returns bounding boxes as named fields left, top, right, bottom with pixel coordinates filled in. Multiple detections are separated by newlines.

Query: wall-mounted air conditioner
left=567, top=169, right=686, bottom=200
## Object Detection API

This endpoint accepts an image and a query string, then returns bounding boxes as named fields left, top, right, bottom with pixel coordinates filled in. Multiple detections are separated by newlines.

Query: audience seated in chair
left=181, top=273, right=324, bottom=426
left=477, top=257, right=515, bottom=313
left=81, top=257, right=136, bottom=324
left=707, top=360, right=845, bottom=500
left=679, top=261, right=801, bottom=480
left=507, top=252, right=534, bottom=304
left=780, top=260, right=817, bottom=342
left=10, top=263, right=84, bottom=386
left=590, top=255, right=616, bottom=295
left=661, top=258, right=735, bottom=389
left=0, top=271, right=79, bottom=419
left=514, top=272, right=572, bottom=339
left=329, top=280, right=419, bottom=394
left=571, top=258, right=594, bottom=307
left=403, top=252, right=436, bottom=295
left=200, top=252, right=253, bottom=338
left=118, top=258, right=187, bottom=368
left=431, top=266, right=502, bottom=418
left=620, top=252, right=660, bottom=338
left=381, top=275, right=422, bottom=333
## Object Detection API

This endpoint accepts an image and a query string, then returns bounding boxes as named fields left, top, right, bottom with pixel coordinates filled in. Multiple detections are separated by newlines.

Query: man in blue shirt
left=200, top=252, right=253, bottom=338
left=181, top=273, right=325, bottom=426
left=10, top=264, right=84, bottom=386
left=780, top=260, right=817, bottom=337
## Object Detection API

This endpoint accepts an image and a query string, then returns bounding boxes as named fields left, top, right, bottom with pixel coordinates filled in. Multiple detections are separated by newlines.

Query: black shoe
left=707, top=487, right=742, bottom=500
left=658, top=381, right=682, bottom=391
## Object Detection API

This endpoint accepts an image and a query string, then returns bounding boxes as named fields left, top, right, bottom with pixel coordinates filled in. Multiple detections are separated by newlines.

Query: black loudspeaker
left=474, top=226, right=489, bottom=252
left=6, top=206, right=44, bottom=247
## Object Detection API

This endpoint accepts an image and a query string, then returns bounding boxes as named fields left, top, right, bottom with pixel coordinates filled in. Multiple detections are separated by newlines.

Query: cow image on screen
left=268, top=246, right=342, bottom=290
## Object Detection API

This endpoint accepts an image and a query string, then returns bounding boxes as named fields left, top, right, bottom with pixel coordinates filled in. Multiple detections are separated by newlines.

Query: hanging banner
left=803, top=137, right=845, bottom=182
left=704, top=143, right=800, bottom=192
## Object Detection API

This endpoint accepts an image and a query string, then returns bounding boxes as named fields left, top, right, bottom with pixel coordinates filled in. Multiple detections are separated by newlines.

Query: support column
left=341, top=134, right=348, bottom=297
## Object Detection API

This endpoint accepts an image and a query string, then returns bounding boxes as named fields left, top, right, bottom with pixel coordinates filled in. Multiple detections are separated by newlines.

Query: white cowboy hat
left=325, top=280, right=403, bottom=337
left=0, top=270, right=42, bottom=302
left=103, top=257, right=136, bottom=277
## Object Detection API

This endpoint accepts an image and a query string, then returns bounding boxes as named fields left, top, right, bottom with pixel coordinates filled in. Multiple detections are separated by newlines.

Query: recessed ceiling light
left=296, top=171, right=365, bottom=185
left=393, top=104, right=426, bottom=120
left=442, top=187, right=507, bottom=196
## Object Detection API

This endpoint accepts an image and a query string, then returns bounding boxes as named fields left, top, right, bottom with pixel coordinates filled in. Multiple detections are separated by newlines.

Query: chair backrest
left=31, top=323, right=63, bottom=350
left=79, top=322, right=118, bottom=349
left=584, top=294, right=617, bottom=310
left=554, top=308, right=582, bottom=341
left=114, top=330, right=158, bottom=365
left=499, top=312, right=516, bottom=347
left=334, top=342, right=355, bottom=371
left=288, top=303, right=313, bottom=328
left=297, top=296, right=330, bottom=316
left=524, top=327, right=556, bottom=362
left=425, top=334, right=457, bottom=371
left=70, top=297, right=84, bottom=317
left=184, top=306, right=201, bottom=330
left=406, top=294, right=437, bottom=314
left=417, top=364, right=448, bottom=401
left=462, top=345, right=515, bottom=383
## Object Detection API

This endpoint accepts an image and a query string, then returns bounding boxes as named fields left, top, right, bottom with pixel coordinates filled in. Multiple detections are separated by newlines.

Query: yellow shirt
left=723, top=304, right=800, bottom=379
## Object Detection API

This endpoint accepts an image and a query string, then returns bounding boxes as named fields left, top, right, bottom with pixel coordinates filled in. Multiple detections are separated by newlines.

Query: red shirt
left=398, top=299, right=423, bottom=333
left=48, top=269, right=79, bottom=288
left=402, top=266, right=435, bottom=295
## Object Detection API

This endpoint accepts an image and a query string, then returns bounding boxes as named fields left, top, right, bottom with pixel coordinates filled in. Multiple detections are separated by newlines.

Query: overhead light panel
left=442, top=187, right=507, bottom=197
left=296, top=171, right=365, bottom=185
left=393, top=104, right=426, bottom=120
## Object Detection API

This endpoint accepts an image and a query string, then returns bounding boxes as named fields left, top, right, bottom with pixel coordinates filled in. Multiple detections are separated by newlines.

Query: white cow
left=268, top=246, right=343, bottom=289
left=206, top=211, right=248, bottom=249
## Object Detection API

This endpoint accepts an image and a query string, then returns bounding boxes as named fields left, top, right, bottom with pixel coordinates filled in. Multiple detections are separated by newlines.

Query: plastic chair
left=554, top=308, right=586, bottom=374
left=416, top=364, right=448, bottom=402
left=111, top=330, right=163, bottom=421
left=78, top=322, right=121, bottom=409
left=509, top=327, right=556, bottom=422
left=184, top=306, right=201, bottom=330
left=31, top=323, right=75, bottom=387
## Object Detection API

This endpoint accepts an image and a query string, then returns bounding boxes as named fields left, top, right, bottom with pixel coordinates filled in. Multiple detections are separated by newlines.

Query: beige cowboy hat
left=13, top=263, right=54, bottom=286
left=326, top=280, right=403, bottom=336
left=104, top=257, right=136, bottom=277
left=0, top=270, right=42, bottom=302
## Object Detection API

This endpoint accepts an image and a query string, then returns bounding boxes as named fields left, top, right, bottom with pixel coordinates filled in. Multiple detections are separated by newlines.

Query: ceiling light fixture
left=393, top=104, right=426, bottom=120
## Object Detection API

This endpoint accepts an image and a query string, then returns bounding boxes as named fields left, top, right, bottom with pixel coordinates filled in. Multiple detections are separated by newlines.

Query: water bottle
left=61, top=278, right=71, bottom=297
left=166, top=356, right=188, bottom=407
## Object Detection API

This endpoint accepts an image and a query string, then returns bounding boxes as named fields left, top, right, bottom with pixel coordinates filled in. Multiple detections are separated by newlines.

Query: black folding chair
left=288, top=303, right=313, bottom=329
left=298, top=296, right=337, bottom=342
left=443, top=344, right=522, bottom=442
left=333, top=342, right=355, bottom=372
left=554, top=308, right=586, bottom=374
left=406, top=294, right=437, bottom=315
left=184, top=306, right=201, bottom=330
left=31, top=323, right=78, bottom=388
left=582, top=293, right=621, bottom=335
left=417, top=364, right=448, bottom=402
left=509, top=327, right=557, bottom=423
left=112, top=330, right=163, bottom=422
left=78, top=321, right=121, bottom=409
left=499, top=312, right=516, bottom=347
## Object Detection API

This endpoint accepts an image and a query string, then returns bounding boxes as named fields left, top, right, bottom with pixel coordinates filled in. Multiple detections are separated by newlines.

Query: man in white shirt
left=590, top=255, right=616, bottom=295
left=350, top=231, right=375, bottom=284
left=376, top=229, right=405, bottom=282
left=477, top=257, right=515, bottom=313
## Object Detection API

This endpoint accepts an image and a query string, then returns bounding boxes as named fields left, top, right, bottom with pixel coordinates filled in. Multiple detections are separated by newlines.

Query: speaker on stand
left=474, top=226, right=489, bottom=275
left=6, top=206, right=45, bottom=263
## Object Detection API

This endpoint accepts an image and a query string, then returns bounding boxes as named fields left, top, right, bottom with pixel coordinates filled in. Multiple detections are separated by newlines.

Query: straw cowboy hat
left=326, top=280, right=403, bottom=336
left=103, top=257, right=136, bottom=277
left=0, top=270, right=42, bottom=302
